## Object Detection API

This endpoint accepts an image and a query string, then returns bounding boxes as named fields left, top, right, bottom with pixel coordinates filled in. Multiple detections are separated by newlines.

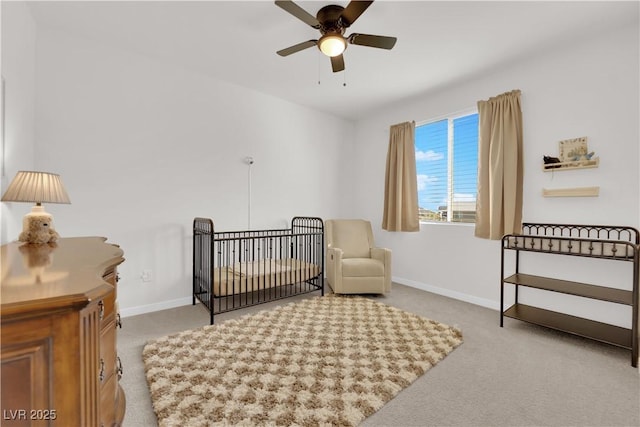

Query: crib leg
left=210, top=302, right=215, bottom=325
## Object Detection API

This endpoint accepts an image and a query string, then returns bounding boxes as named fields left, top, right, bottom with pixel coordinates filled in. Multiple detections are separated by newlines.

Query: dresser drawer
left=103, top=269, right=117, bottom=286
left=100, top=289, right=116, bottom=324
left=100, top=320, right=116, bottom=383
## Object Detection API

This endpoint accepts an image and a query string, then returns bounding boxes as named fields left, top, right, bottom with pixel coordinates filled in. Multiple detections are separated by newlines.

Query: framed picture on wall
left=558, top=136, right=588, bottom=162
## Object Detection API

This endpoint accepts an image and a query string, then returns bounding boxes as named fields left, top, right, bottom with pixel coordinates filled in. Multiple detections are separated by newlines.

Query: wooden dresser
left=1, top=237, right=125, bottom=426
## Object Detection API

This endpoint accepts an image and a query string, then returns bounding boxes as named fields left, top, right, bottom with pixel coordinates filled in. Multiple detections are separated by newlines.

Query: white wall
left=3, top=3, right=638, bottom=326
left=353, top=23, right=639, bottom=328
left=27, top=28, right=354, bottom=316
left=0, top=2, right=37, bottom=244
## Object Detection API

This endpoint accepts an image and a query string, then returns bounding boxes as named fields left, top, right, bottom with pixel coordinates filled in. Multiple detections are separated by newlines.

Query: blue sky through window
left=415, top=113, right=478, bottom=214
left=416, top=119, right=447, bottom=212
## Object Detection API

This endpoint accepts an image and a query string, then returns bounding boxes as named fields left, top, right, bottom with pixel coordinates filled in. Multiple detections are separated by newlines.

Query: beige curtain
left=475, top=90, right=523, bottom=240
left=382, top=121, right=419, bottom=232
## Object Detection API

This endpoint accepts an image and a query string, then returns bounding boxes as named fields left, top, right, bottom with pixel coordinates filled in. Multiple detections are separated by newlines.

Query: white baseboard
left=393, top=276, right=499, bottom=311
left=120, top=280, right=498, bottom=318
left=120, top=296, right=193, bottom=318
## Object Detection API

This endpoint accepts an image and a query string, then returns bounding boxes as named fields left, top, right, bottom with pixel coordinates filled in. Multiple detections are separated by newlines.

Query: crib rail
left=193, top=217, right=324, bottom=324
left=193, top=217, right=214, bottom=314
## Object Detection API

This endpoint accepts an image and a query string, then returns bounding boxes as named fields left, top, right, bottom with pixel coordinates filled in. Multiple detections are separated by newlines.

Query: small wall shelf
left=543, top=157, right=599, bottom=172
left=542, top=186, right=600, bottom=197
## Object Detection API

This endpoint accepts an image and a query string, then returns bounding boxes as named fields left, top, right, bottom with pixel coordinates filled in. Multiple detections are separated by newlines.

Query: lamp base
left=18, top=205, right=60, bottom=244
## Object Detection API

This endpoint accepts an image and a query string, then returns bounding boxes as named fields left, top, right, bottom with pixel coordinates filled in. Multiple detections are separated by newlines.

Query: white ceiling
left=26, top=1, right=639, bottom=121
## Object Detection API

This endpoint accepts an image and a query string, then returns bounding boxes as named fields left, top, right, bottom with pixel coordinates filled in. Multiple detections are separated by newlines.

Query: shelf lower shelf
left=504, top=274, right=633, bottom=305
left=542, top=186, right=599, bottom=197
left=503, top=303, right=632, bottom=349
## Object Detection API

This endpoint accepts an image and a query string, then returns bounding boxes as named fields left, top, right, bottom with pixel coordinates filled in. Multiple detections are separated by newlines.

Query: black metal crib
left=193, top=216, right=324, bottom=324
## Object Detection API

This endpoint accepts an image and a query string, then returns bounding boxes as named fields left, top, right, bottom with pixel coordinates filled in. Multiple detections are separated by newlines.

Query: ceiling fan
left=275, top=0, right=397, bottom=73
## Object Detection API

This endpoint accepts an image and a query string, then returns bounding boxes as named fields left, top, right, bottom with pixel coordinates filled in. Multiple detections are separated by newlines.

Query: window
left=415, top=112, right=479, bottom=223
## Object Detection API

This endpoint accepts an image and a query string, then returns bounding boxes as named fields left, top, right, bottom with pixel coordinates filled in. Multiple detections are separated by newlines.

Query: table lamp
left=1, top=171, right=71, bottom=244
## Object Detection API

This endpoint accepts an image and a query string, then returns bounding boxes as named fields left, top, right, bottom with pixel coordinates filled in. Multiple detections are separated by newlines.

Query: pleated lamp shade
left=2, top=171, right=71, bottom=243
left=2, top=171, right=71, bottom=204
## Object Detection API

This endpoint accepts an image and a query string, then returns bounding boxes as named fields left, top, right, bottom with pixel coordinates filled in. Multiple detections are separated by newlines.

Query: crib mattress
left=212, top=258, right=320, bottom=296
left=506, top=236, right=635, bottom=258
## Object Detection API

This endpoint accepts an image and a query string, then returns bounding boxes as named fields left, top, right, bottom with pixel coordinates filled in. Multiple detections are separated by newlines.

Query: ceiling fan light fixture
left=319, top=34, right=346, bottom=57
left=276, top=1, right=396, bottom=73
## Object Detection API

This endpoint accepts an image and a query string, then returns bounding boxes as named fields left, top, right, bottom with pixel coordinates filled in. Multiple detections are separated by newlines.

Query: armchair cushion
left=342, top=258, right=384, bottom=277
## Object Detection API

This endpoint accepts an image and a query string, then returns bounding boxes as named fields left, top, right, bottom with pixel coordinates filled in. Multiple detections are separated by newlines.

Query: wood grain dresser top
left=0, top=237, right=124, bottom=318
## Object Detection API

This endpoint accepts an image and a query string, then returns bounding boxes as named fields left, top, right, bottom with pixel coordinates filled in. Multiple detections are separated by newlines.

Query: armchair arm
left=327, top=247, right=344, bottom=292
left=371, top=247, right=392, bottom=293
left=370, top=247, right=391, bottom=263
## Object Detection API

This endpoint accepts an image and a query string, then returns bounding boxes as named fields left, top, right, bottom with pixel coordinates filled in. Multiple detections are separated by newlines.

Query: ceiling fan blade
left=277, top=40, right=318, bottom=57
left=275, top=1, right=320, bottom=29
left=340, top=1, right=374, bottom=27
left=331, top=54, right=345, bottom=73
left=348, top=33, right=397, bottom=50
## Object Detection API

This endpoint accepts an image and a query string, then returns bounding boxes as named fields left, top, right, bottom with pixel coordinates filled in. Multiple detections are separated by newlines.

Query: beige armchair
left=325, top=219, right=392, bottom=295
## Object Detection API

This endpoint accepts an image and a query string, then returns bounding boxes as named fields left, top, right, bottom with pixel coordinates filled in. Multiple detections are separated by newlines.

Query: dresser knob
left=116, top=273, right=121, bottom=283
left=98, top=301, right=104, bottom=320
left=116, top=313, right=122, bottom=328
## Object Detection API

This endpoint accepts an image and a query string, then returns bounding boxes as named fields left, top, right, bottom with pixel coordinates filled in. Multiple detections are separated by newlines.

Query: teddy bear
left=19, top=216, right=60, bottom=244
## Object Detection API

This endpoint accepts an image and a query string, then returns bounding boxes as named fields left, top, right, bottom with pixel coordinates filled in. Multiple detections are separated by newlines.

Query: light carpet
left=142, top=295, right=463, bottom=426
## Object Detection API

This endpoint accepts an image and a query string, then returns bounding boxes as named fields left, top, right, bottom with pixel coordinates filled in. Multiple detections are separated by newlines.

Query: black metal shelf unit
left=501, top=222, right=639, bottom=367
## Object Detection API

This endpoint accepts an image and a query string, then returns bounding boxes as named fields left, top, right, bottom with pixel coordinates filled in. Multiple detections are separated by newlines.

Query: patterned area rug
left=143, top=295, right=463, bottom=426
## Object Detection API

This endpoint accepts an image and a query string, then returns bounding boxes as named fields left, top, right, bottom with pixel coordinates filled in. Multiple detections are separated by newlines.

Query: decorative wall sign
left=559, top=136, right=589, bottom=162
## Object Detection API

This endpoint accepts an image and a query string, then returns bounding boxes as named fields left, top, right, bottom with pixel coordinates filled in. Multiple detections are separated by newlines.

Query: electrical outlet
left=141, top=270, right=152, bottom=282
